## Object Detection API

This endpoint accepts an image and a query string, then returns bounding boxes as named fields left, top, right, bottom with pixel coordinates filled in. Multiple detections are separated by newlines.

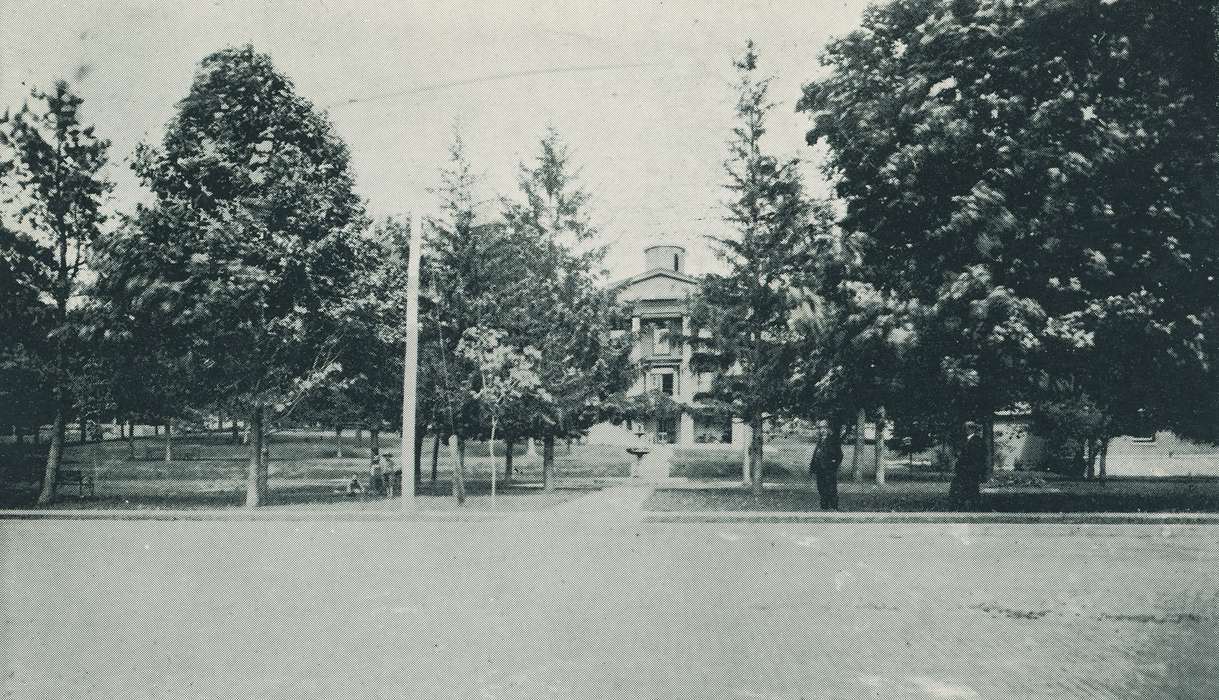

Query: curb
left=5, top=507, right=1219, bottom=525
left=643, top=510, right=1219, bottom=525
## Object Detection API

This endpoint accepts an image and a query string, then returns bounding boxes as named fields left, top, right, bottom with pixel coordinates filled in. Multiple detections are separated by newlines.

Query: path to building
left=4, top=512, right=1217, bottom=699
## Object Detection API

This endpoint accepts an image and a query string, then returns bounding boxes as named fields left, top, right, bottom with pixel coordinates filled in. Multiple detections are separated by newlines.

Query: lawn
left=645, top=477, right=1219, bottom=513
left=669, top=442, right=887, bottom=480
left=0, top=431, right=626, bottom=509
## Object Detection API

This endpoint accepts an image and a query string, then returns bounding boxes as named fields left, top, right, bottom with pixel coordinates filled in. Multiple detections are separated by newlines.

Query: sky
left=1, top=0, right=872, bottom=280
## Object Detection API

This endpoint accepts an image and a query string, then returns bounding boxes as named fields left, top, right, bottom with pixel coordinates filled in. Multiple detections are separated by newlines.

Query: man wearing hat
left=951, top=420, right=988, bottom=510
left=808, top=420, right=843, bottom=511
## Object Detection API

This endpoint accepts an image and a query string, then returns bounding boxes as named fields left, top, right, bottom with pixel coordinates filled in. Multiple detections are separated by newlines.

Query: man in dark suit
left=951, top=420, right=988, bottom=510
left=809, top=422, right=843, bottom=510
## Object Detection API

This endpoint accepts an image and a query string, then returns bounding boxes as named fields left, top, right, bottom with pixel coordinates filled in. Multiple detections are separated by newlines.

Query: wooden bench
left=58, top=469, right=95, bottom=497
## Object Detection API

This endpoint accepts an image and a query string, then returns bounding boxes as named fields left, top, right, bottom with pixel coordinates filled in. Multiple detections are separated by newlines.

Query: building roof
left=609, top=267, right=699, bottom=293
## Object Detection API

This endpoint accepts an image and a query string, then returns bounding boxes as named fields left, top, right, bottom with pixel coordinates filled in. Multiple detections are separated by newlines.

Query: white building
left=587, top=244, right=750, bottom=447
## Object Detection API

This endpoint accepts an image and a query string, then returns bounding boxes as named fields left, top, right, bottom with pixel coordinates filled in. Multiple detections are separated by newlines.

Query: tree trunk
left=413, top=428, right=424, bottom=489
left=14, top=425, right=23, bottom=445
left=90, top=438, right=100, bottom=488
left=742, top=424, right=752, bottom=487
left=453, top=435, right=466, bottom=504
left=154, top=423, right=160, bottom=436
left=750, top=416, right=765, bottom=495
left=874, top=410, right=886, bottom=486
left=1085, top=439, right=1096, bottom=480
left=369, top=426, right=381, bottom=462
left=126, top=422, right=136, bottom=461
left=504, top=438, right=515, bottom=484
left=431, top=434, right=440, bottom=485
left=983, top=417, right=996, bottom=479
left=334, top=426, right=343, bottom=458
left=542, top=435, right=555, bottom=491
left=489, top=419, right=498, bottom=507
left=36, top=408, right=66, bottom=505
left=1098, top=437, right=1109, bottom=482
left=356, top=427, right=363, bottom=448
left=231, top=420, right=240, bottom=445
left=164, top=419, right=173, bottom=463
left=852, top=408, right=866, bottom=482
left=245, top=404, right=267, bottom=507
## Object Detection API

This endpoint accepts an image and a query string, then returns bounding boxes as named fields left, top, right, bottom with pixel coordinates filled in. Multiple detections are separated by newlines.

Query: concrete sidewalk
left=5, top=499, right=1219, bottom=525
left=646, top=509, right=1219, bottom=525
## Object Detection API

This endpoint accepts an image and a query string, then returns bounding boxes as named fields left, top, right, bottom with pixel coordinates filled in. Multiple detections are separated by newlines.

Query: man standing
left=809, top=421, right=843, bottom=510
left=951, top=421, right=988, bottom=510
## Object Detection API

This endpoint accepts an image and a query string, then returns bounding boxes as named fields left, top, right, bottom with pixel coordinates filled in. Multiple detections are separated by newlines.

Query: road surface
left=2, top=506, right=1216, bottom=698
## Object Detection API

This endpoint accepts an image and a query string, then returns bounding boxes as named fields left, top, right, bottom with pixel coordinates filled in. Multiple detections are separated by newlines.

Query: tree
left=786, top=234, right=906, bottom=484
left=0, top=225, right=55, bottom=445
left=458, top=327, right=544, bottom=504
left=0, top=81, right=113, bottom=504
left=102, top=45, right=366, bottom=506
left=691, top=42, right=814, bottom=494
left=799, top=0, right=1219, bottom=454
left=503, top=128, right=632, bottom=489
left=427, top=133, right=530, bottom=503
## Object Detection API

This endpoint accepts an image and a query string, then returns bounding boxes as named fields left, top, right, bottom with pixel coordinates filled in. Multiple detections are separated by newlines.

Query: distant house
left=587, top=245, right=751, bottom=447
left=993, top=410, right=1219, bottom=477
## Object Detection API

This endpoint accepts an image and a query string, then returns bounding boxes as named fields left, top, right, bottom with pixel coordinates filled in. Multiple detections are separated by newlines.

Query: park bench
left=57, top=469, right=95, bottom=497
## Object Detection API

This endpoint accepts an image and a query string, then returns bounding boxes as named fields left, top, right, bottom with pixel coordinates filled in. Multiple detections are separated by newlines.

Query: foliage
left=799, top=0, right=1219, bottom=442
left=691, top=41, right=816, bottom=488
left=426, top=133, right=531, bottom=444
left=457, top=326, right=545, bottom=424
left=0, top=225, right=55, bottom=432
left=0, top=80, right=113, bottom=501
left=98, top=45, right=366, bottom=505
left=503, top=128, right=634, bottom=447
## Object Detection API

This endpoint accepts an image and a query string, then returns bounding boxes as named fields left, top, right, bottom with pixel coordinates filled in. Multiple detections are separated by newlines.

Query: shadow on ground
left=646, top=478, right=1219, bottom=513
left=0, top=477, right=595, bottom=511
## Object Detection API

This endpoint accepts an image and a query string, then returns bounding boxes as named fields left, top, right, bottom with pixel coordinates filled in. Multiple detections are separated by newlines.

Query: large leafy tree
left=691, top=42, right=814, bottom=494
left=503, top=128, right=633, bottom=490
left=799, top=0, right=1219, bottom=455
left=0, top=81, right=112, bottom=504
left=99, top=45, right=366, bottom=506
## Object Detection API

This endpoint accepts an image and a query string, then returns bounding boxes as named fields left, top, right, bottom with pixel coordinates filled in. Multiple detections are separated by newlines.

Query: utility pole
left=400, top=209, right=423, bottom=509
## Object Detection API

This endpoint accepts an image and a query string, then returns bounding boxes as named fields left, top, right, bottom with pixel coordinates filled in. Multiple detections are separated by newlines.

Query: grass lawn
left=670, top=443, right=885, bottom=480
left=645, top=477, right=1219, bottom=513
left=0, top=432, right=623, bottom=510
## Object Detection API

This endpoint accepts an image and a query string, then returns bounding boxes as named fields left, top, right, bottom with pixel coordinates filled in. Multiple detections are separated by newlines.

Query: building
left=587, top=244, right=750, bottom=447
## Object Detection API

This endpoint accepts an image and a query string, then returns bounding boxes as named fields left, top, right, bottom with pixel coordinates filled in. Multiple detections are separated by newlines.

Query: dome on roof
left=644, top=244, right=686, bottom=274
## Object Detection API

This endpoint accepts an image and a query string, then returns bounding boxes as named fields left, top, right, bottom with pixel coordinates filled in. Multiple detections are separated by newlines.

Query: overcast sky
left=2, top=0, right=871, bottom=279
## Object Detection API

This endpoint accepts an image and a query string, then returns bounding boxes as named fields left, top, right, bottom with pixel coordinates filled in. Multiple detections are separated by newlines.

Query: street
left=2, top=505, right=1217, bottom=699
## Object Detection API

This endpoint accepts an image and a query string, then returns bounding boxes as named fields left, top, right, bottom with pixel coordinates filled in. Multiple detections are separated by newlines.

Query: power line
left=327, top=62, right=656, bottom=109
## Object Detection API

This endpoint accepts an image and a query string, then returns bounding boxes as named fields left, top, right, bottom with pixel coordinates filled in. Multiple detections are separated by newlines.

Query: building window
left=673, top=254, right=680, bottom=272
left=649, top=371, right=677, bottom=396
left=653, top=326, right=671, bottom=355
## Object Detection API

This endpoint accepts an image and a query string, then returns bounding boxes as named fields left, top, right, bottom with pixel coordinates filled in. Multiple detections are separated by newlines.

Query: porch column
left=679, top=315, right=695, bottom=446
left=679, top=412, right=695, bottom=446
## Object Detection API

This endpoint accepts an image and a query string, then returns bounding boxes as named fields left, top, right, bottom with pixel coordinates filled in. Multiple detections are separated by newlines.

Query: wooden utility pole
left=400, top=209, right=423, bottom=509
